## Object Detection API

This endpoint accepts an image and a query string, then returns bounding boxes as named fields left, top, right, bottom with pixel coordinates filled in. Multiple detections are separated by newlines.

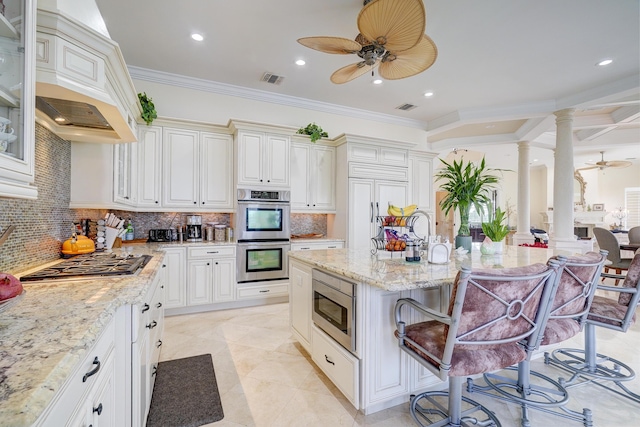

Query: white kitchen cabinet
left=0, top=0, right=36, bottom=199
left=408, top=151, right=435, bottom=212
left=113, top=142, right=137, bottom=206
left=187, top=246, right=236, bottom=306
left=289, top=261, right=313, bottom=352
left=162, top=127, right=199, bottom=208
left=347, top=143, right=408, bottom=167
left=162, top=127, right=234, bottom=210
left=35, top=318, right=116, bottom=427
left=136, top=125, right=162, bottom=208
left=291, top=141, right=336, bottom=212
left=162, top=247, right=187, bottom=309
left=237, top=130, right=290, bottom=188
left=348, top=178, right=408, bottom=251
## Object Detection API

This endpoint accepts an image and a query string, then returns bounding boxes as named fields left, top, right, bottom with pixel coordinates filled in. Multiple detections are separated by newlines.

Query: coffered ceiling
left=93, top=0, right=640, bottom=169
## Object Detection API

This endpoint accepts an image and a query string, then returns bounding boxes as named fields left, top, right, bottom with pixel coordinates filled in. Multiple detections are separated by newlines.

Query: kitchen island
left=288, top=245, right=562, bottom=414
left=0, top=246, right=166, bottom=427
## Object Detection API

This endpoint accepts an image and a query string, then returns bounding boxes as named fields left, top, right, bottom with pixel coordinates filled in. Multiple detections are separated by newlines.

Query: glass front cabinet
left=0, top=0, right=35, bottom=199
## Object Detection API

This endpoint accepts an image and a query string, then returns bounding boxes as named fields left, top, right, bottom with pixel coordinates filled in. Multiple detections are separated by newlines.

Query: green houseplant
left=297, top=123, right=328, bottom=143
left=481, top=207, right=510, bottom=253
left=434, top=157, right=501, bottom=252
left=138, top=92, right=157, bottom=125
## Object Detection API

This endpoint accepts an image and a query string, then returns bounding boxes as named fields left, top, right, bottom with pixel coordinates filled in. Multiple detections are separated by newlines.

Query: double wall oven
left=236, top=189, right=290, bottom=283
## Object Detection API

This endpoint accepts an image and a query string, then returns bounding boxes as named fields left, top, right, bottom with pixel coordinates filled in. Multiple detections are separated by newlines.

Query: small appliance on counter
left=62, top=232, right=96, bottom=257
left=185, top=215, right=202, bottom=241
left=148, top=229, right=173, bottom=242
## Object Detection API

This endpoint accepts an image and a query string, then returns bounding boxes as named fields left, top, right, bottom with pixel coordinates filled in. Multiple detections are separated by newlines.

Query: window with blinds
left=625, top=187, right=640, bottom=228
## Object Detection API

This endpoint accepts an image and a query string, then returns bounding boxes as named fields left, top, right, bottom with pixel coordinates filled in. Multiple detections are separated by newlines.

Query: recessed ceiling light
left=424, top=91, right=434, bottom=97
left=191, top=33, right=204, bottom=42
left=372, top=78, right=383, bottom=85
left=295, top=59, right=306, bottom=66
left=54, top=117, right=66, bottom=123
left=597, top=59, right=613, bottom=66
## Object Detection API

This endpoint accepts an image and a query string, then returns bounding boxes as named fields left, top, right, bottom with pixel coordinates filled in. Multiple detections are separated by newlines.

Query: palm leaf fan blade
left=297, top=36, right=362, bottom=54
left=357, top=0, right=425, bottom=52
left=378, top=35, right=437, bottom=80
left=331, top=61, right=378, bottom=84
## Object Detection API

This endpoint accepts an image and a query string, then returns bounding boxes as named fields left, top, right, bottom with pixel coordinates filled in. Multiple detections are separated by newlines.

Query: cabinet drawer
left=188, top=246, right=236, bottom=258
left=311, top=326, right=359, bottom=408
left=237, top=282, right=289, bottom=299
left=37, top=319, right=115, bottom=425
left=349, top=162, right=408, bottom=181
left=291, top=241, right=344, bottom=251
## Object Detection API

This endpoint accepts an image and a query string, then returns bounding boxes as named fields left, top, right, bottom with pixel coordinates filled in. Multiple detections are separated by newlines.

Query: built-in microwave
left=311, top=269, right=357, bottom=354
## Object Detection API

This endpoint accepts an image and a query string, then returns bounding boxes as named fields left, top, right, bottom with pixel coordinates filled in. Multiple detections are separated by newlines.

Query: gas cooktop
left=20, top=252, right=153, bottom=282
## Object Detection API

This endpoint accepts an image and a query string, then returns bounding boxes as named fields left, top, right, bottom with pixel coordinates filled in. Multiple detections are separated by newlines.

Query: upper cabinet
left=291, top=139, right=336, bottom=213
left=408, top=151, right=436, bottom=212
left=162, top=124, right=234, bottom=211
left=136, top=125, right=162, bottom=209
left=232, top=121, right=294, bottom=189
left=0, top=0, right=36, bottom=199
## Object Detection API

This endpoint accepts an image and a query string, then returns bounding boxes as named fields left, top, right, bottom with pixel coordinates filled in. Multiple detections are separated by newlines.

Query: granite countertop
left=0, top=246, right=166, bottom=427
left=288, top=245, right=562, bottom=292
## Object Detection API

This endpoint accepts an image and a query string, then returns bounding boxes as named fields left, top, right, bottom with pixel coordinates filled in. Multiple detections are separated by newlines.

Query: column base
left=512, top=233, right=535, bottom=246
left=549, top=237, right=594, bottom=254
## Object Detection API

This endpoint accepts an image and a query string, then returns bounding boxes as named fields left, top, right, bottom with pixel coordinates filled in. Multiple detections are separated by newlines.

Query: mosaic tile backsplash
left=0, top=124, right=329, bottom=274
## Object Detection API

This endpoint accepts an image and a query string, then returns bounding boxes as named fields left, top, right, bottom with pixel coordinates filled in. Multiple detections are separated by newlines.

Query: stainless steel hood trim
left=35, top=9, right=139, bottom=143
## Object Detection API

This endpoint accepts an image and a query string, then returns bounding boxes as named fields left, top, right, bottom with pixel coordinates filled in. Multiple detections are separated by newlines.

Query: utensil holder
left=104, top=226, right=119, bottom=250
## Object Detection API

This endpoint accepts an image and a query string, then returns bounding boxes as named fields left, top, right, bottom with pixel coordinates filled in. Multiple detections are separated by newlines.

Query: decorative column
left=512, top=141, right=534, bottom=246
left=550, top=108, right=589, bottom=252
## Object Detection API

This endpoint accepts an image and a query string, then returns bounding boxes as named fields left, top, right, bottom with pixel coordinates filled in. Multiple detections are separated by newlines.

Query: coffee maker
left=185, top=215, right=202, bottom=241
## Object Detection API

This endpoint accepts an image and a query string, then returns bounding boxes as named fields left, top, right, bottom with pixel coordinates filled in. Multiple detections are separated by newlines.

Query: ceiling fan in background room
left=577, top=151, right=633, bottom=171
left=297, top=0, right=437, bottom=84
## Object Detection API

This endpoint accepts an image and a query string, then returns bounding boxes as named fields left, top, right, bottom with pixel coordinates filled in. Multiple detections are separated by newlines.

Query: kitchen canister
left=205, top=226, right=214, bottom=241
left=214, top=225, right=226, bottom=241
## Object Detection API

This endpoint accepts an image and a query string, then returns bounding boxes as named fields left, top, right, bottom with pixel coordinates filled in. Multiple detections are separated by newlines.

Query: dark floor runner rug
left=146, top=354, right=224, bottom=427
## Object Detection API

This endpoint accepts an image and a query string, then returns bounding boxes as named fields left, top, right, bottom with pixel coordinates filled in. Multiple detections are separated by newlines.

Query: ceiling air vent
left=261, top=72, right=285, bottom=85
left=396, top=103, right=417, bottom=111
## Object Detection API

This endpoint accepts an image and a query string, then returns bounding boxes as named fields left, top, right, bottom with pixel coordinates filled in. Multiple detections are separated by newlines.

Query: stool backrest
left=628, top=226, right=640, bottom=245
left=549, top=251, right=607, bottom=322
left=444, top=262, right=560, bottom=350
left=593, top=227, right=622, bottom=264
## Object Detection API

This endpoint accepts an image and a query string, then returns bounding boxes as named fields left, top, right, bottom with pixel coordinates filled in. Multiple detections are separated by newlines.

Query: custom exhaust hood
left=35, top=1, right=139, bottom=143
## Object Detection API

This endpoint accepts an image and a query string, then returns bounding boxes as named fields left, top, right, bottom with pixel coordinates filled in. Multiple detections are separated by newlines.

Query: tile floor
left=160, top=289, right=640, bottom=427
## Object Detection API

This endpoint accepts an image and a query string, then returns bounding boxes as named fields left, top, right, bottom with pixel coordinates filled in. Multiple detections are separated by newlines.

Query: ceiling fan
left=577, top=151, right=632, bottom=171
left=297, top=0, right=437, bottom=84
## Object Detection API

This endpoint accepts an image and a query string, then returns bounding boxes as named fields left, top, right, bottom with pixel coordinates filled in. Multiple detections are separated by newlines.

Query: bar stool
left=467, top=251, right=607, bottom=427
left=395, top=261, right=561, bottom=427
left=545, top=252, right=640, bottom=403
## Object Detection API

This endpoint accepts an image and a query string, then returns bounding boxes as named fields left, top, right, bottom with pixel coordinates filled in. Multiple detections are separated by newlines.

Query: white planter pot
left=493, top=241, right=504, bottom=254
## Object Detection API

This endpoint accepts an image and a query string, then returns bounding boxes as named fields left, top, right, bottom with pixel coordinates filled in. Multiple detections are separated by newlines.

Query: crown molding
left=128, top=66, right=427, bottom=130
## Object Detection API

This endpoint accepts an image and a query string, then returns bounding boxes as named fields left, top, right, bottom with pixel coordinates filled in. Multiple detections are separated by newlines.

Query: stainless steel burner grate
left=20, top=253, right=153, bottom=282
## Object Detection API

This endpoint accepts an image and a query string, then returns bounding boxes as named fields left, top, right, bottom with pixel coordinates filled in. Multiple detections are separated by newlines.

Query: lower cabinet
left=289, top=260, right=312, bottom=352
left=290, top=240, right=344, bottom=251
left=163, top=247, right=187, bottom=308
left=35, top=318, right=117, bottom=427
left=187, top=246, right=236, bottom=306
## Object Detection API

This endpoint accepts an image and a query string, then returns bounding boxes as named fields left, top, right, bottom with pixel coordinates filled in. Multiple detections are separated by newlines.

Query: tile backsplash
left=0, top=124, right=331, bottom=274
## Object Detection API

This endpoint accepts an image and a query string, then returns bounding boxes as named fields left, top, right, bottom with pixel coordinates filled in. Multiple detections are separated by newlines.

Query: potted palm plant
left=434, top=157, right=501, bottom=253
left=481, top=206, right=510, bottom=253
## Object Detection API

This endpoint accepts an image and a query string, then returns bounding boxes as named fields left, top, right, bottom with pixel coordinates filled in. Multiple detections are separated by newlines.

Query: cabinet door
left=375, top=180, right=408, bottom=218
left=237, top=131, right=264, bottom=186
left=87, top=352, right=116, bottom=427
left=213, top=258, right=236, bottom=302
left=290, top=143, right=310, bottom=210
left=163, top=248, right=186, bottom=308
left=187, top=259, right=213, bottom=305
left=348, top=178, right=375, bottom=250
left=113, top=142, right=137, bottom=206
left=137, top=126, right=162, bottom=208
left=264, top=134, right=290, bottom=186
left=310, top=145, right=336, bottom=211
left=162, top=128, right=199, bottom=207
left=290, top=261, right=312, bottom=349
left=200, top=132, right=234, bottom=209
left=409, top=153, right=433, bottom=211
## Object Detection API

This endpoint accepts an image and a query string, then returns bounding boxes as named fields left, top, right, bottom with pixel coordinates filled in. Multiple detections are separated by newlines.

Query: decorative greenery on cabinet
left=296, top=123, right=328, bottom=143
left=138, top=92, right=157, bottom=125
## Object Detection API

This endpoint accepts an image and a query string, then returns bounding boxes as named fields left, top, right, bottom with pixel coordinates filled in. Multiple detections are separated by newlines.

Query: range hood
left=35, top=1, right=139, bottom=143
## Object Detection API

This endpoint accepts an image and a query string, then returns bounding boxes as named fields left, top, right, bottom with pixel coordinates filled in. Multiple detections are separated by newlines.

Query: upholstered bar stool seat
left=545, top=252, right=640, bottom=404
left=395, top=262, right=561, bottom=427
